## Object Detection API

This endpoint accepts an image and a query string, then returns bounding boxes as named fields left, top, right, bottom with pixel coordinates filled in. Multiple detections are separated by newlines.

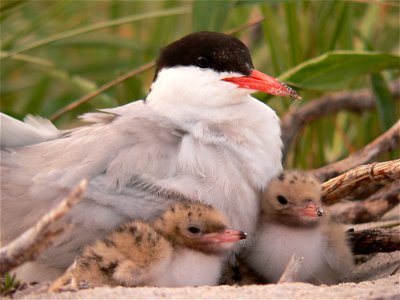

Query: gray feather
left=1, top=97, right=282, bottom=279
left=1, top=113, right=62, bottom=148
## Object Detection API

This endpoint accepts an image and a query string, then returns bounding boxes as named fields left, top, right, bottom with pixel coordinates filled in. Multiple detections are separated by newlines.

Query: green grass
left=0, top=273, right=21, bottom=297
left=1, top=0, right=399, bottom=169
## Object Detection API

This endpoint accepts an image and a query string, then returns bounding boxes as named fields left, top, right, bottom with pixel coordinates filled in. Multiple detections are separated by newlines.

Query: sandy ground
left=15, top=250, right=399, bottom=299
left=12, top=206, right=400, bottom=299
left=17, top=275, right=400, bottom=300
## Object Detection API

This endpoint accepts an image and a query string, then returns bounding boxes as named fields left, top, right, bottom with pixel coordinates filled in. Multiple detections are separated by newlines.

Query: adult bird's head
left=146, top=31, right=299, bottom=113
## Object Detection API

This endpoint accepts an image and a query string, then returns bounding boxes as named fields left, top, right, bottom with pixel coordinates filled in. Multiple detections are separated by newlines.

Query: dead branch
left=390, top=264, right=400, bottom=276
left=349, top=227, right=400, bottom=255
left=333, top=181, right=400, bottom=224
left=281, top=80, right=400, bottom=160
left=277, top=255, right=304, bottom=284
left=0, top=179, right=87, bottom=275
left=320, top=159, right=400, bottom=205
left=312, top=121, right=400, bottom=182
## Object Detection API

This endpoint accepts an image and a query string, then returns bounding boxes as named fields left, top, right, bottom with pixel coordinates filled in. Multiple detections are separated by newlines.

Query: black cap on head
left=154, top=31, right=254, bottom=80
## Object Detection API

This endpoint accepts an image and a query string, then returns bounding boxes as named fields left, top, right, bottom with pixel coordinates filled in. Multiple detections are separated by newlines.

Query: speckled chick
left=50, top=202, right=247, bottom=291
left=244, top=170, right=353, bottom=285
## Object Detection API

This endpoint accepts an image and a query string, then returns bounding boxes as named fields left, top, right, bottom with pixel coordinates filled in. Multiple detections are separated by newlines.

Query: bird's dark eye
left=196, top=56, right=210, bottom=68
left=188, top=226, right=201, bottom=234
left=277, top=195, right=288, bottom=205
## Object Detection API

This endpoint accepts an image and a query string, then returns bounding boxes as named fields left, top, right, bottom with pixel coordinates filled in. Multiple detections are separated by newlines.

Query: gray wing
left=0, top=113, right=62, bottom=147
left=1, top=101, right=187, bottom=254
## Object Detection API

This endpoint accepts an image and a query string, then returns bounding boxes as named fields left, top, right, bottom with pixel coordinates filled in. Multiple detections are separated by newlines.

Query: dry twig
left=0, top=179, right=88, bottom=275
left=349, top=226, right=400, bottom=255
left=333, top=180, right=400, bottom=224
left=390, top=264, right=400, bottom=276
left=320, top=159, right=400, bottom=205
left=281, top=80, right=400, bottom=159
left=312, top=121, right=400, bottom=182
left=277, top=255, right=304, bottom=283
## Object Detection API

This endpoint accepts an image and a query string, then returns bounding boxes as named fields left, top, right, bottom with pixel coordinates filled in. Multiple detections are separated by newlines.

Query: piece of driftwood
left=281, top=80, right=400, bottom=160
left=0, top=179, right=87, bottom=275
left=349, top=227, right=400, bottom=255
left=312, top=121, right=400, bottom=182
left=277, top=255, right=304, bottom=284
left=333, top=181, right=400, bottom=224
left=320, top=159, right=400, bottom=205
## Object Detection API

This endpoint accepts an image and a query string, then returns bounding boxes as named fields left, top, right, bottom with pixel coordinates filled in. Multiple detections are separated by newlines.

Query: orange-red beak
left=222, top=69, right=300, bottom=99
left=202, top=229, right=247, bottom=244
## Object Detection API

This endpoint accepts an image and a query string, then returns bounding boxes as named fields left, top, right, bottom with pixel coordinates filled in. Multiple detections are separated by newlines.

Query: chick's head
left=261, top=170, right=324, bottom=228
left=153, top=201, right=246, bottom=254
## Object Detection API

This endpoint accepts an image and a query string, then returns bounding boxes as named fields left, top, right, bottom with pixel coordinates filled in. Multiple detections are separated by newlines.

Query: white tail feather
left=0, top=113, right=61, bottom=148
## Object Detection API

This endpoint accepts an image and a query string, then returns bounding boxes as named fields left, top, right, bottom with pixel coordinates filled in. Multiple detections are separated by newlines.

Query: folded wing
left=1, top=101, right=185, bottom=261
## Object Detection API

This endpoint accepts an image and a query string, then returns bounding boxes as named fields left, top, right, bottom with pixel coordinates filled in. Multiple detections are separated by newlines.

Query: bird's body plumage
left=0, top=32, right=294, bottom=281
left=249, top=222, right=326, bottom=283
left=2, top=95, right=280, bottom=278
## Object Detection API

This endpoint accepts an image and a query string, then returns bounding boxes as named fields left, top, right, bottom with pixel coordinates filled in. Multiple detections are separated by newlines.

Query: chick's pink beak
left=202, top=229, right=247, bottom=244
left=222, top=69, right=300, bottom=99
left=296, top=202, right=324, bottom=218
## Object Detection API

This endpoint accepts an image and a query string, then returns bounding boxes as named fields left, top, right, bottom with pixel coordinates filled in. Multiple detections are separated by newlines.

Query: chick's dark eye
left=196, top=56, right=210, bottom=68
left=188, top=226, right=201, bottom=234
left=277, top=195, right=288, bottom=205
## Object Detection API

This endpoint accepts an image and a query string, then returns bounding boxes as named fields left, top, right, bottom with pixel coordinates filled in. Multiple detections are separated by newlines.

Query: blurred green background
left=1, top=0, right=399, bottom=169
